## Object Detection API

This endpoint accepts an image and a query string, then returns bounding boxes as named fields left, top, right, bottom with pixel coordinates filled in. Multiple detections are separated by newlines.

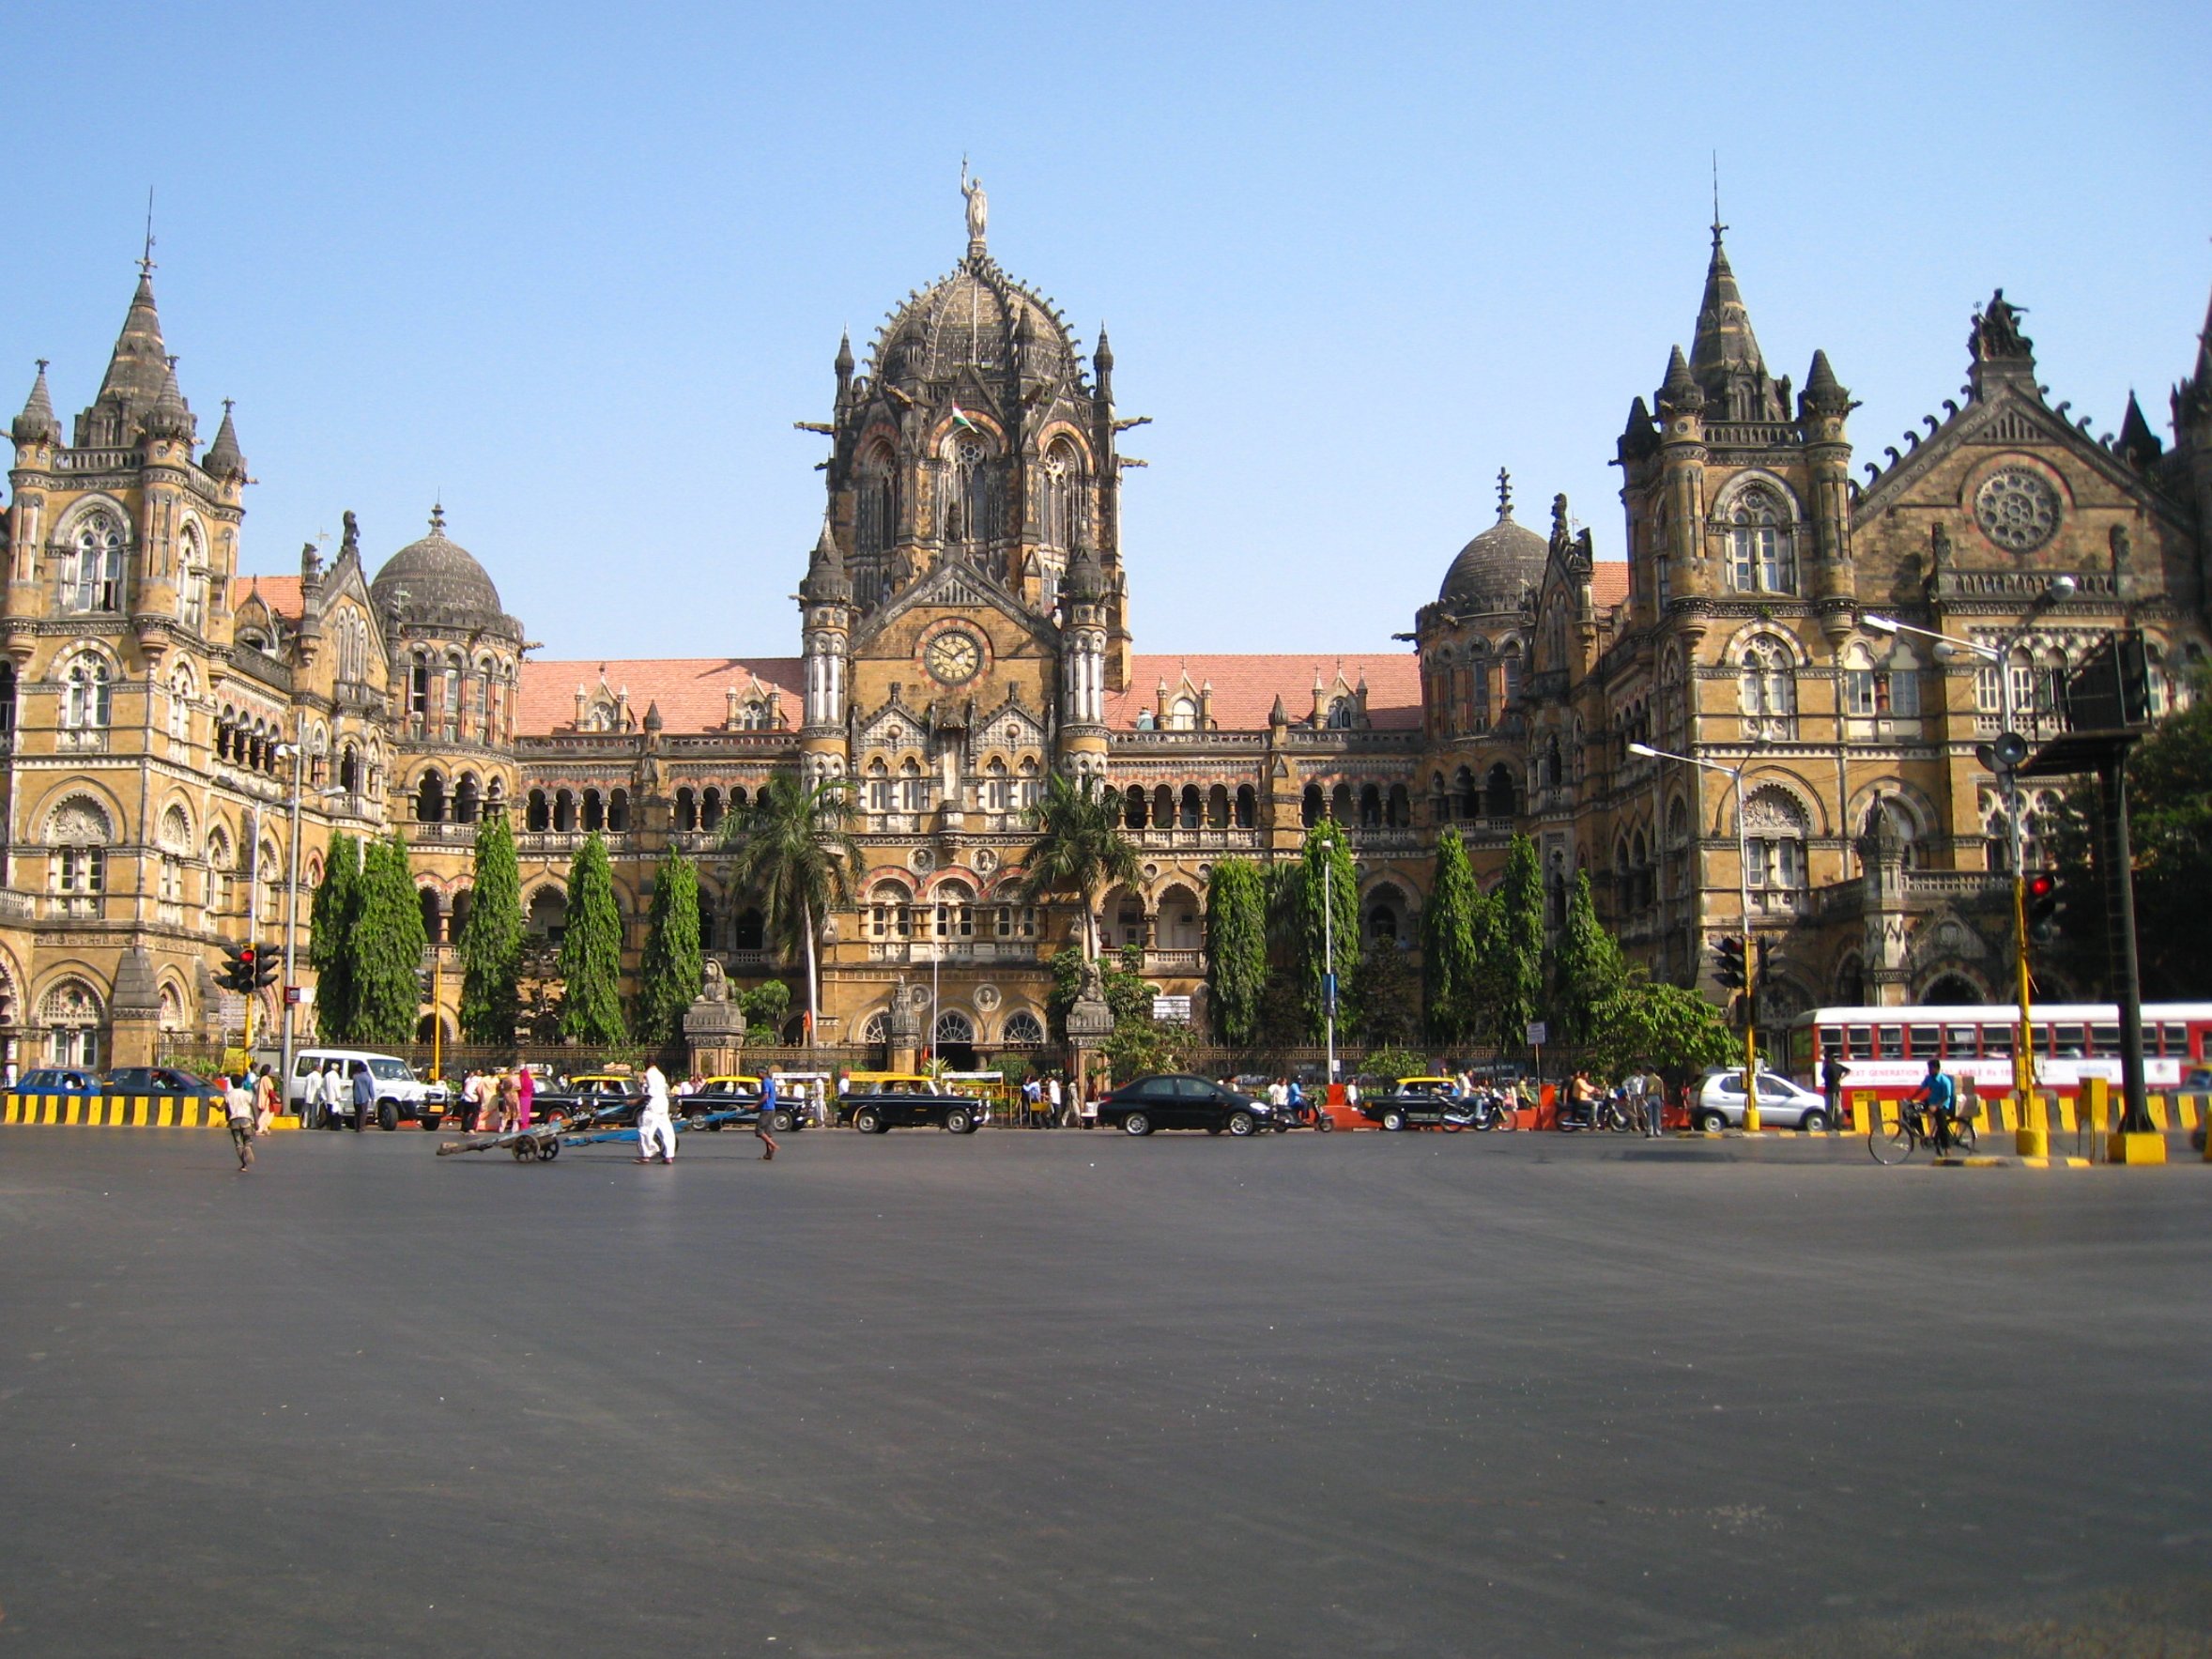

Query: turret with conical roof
left=76, top=266, right=173, bottom=448
left=142, top=358, right=193, bottom=445
left=12, top=361, right=60, bottom=449
left=202, top=400, right=247, bottom=483
left=1688, top=224, right=1783, bottom=420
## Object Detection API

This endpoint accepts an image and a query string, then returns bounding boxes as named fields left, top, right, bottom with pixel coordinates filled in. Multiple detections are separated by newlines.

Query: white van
left=289, top=1049, right=450, bottom=1130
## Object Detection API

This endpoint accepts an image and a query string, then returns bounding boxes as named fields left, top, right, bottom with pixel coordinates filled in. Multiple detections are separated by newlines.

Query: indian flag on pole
left=949, top=401, right=980, bottom=434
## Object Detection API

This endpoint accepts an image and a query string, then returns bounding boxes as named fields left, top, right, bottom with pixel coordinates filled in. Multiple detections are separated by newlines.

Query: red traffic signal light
left=238, top=945, right=256, bottom=966
left=2025, top=872, right=2056, bottom=902
left=2026, top=870, right=2065, bottom=943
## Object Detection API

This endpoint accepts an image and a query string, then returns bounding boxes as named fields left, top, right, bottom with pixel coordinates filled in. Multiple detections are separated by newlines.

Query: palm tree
left=716, top=772, right=862, bottom=1047
left=1018, top=771, right=1141, bottom=961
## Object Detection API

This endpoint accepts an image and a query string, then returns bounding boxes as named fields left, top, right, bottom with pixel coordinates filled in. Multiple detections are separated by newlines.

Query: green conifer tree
left=456, top=811, right=524, bottom=1046
left=1421, top=829, right=1482, bottom=1044
left=1204, top=858, right=1268, bottom=1046
left=308, top=831, right=361, bottom=1042
left=1548, top=868, right=1629, bottom=1044
left=559, top=831, right=628, bottom=1045
left=635, top=846, right=703, bottom=1046
left=1296, top=822, right=1362, bottom=1041
left=1478, top=832, right=1545, bottom=1051
left=349, top=831, right=428, bottom=1045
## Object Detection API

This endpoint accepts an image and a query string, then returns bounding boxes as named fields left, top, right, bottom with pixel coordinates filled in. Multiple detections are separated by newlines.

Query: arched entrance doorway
left=932, top=1009, right=977, bottom=1071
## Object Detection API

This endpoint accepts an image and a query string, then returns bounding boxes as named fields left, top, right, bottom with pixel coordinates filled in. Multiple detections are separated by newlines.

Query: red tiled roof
left=518, top=657, right=800, bottom=735
left=1590, top=561, right=1630, bottom=616
left=236, top=575, right=305, bottom=619
left=1110, top=653, right=1421, bottom=730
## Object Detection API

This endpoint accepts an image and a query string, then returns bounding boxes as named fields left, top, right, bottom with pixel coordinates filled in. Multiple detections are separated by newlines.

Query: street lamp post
left=1864, top=576, right=2072, bottom=1157
left=1629, top=742, right=1759, bottom=1132
left=279, top=741, right=306, bottom=1103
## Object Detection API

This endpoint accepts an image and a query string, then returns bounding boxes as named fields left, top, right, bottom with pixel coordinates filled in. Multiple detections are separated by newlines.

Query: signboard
left=1152, top=994, right=1192, bottom=1022
left=1525, top=1021, right=1548, bottom=1047
left=214, top=991, right=246, bottom=1036
left=285, top=984, right=315, bottom=1007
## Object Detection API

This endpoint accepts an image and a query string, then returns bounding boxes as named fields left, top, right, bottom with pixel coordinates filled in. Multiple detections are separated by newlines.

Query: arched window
left=41, top=978, right=104, bottom=1067
left=1500, top=642, right=1523, bottom=706
left=415, top=770, right=447, bottom=824
left=339, top=744, right=360, bottom=794
left=1168, top=696, right=1199, bottom=731
left=1124, top=785, right=1147, bottom=829
left=178, top=524, right=207, bottom=630
left=453, top=775, right=481, bottom=824
left=484, top=776, right=504, bottom=819
left=732, top=907, right=766, bottom=950
left=1207, top=784, right=1230, bottom=829
left=47, top=796, right=112, bottom=917
left=1738, top=637, right=1798, bottom=739
left=1002, top=1009, right=1047, bottom=1045
left=527, top=885, right=568, bottom=940
left=1484, top=763, right=1516, bottom=819
left=66, top=514, right=126, bottom=613
left=553, top=790, right=576, bottom=833
left=933, top=1009, right=975, bottom=1049
left=675, top=787, right=699, bottom=831
left=1234, top=785, right=1257, bottom=829
left=985, top=759, right=1010, bottom=813
left=856, top=441, right=897, bottom=557
left=1042, top=439, right=1082, bottom=549
left=420, top=886, right=445, bottom=945
left=1179, top=785, right=1202, bottom=829
left=861, top=1011, right=890, bottom=1044
left=867, top=881, right=914, bottom=942
left=933, top=880, right=975, bottom=942
left=945, top=435, right=998, bottom=550
left=166, top=663, right=193, bottom=741
left=1300, top=783, right=1323, bottom=827
left=1742, top=786, right=1808, bottom=902
left=206, top=828, right=233, bottom=917
left=1727, top=487, right=1795, bottom=594
left=1468, top=650, right=1491, bottom=730
left=700, top=787, right=725, bottom=831
left=61, top=655, right=113, bottom=735
left=1386, top=783, right=1410, bottom=827
left=527, top=789, right=550, bottom=831
left=1365, top=884, right=1406, bottom=946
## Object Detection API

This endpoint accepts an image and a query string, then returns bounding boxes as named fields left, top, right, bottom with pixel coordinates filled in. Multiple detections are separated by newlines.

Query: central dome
left=370, top=506, right=515, bottom=635
left=871, top=254, right=1081, bottom=385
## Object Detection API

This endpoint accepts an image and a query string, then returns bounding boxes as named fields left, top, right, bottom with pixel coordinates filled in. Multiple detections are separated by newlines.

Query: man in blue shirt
left=755, top=1068, right=779, bottom=1161
left=1909, top=1059, right=1957, bottom=1151
left=350, top=1063, right=375, bottom=1133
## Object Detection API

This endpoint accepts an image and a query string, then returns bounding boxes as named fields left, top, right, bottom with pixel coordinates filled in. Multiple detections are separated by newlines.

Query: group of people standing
left=454, top=1065, right=537, bottom=1135
left=1017, top=1070, right=1078, bottom=1127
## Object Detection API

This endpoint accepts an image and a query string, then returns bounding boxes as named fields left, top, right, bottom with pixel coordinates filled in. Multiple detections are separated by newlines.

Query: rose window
left=1974, top=468, right=2060, bottom=553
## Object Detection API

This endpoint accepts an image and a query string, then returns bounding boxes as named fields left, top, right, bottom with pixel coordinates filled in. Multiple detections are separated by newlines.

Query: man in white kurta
left=636, top=1063, right=677, bottom=1164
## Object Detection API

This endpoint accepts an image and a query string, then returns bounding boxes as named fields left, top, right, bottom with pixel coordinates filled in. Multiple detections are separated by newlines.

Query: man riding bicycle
left=1908, top=1058, right=1957, bottom=1152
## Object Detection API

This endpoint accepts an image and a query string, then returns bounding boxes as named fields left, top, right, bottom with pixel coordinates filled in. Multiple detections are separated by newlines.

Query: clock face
left=925, top=629, right=982, bottom=685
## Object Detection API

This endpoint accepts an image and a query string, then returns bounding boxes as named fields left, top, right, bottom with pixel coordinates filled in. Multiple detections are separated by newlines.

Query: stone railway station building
left=5, top=195, right=2210, bottom=1068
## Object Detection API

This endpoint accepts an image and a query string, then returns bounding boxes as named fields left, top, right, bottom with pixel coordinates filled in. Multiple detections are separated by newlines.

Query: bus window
left=2054, top=1022, right=2086, bottom=1057
left=1985, top=1025, right=2014, bottom=1058
left=1945, top=1024, right=1977, bottom=1056
left=1818, top=1026, right=1843, bottom=1064
left=1847, top=1025, right=1873, bottom=1061
left=2030, top=1024, right=2051, bottom=1054
left=2141, top=1026, right=2158, bottom=1057
left=1908, top=1024, right=1940, bottom=1060
left=1877, top=1025, right=1903, bottom=1058
left=2090, top=1023, right=2120, bottom=1054
left=1788, top=1026, right=1813, bottom=1072
left=2161, top=1022, right=2188, bottom=1056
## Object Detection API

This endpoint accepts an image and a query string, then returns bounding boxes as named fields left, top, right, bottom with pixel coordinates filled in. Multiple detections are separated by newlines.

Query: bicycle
left=1867, top=1098, right=1978, bottom=1164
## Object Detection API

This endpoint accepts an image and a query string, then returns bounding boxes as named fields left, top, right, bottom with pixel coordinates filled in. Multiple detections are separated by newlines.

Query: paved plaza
left=2, top=1126, right=2208, bottom=1656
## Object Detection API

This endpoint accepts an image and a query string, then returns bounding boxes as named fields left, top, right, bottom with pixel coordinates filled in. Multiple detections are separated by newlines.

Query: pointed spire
left=1064, top=536, right=1104, bottom=602
left=85, top=266, right=171, bottom=431
left=643, top=699, right=665, bottom=732
left=12, top=360, right=60, bottom=446
left=1617, top=395, right=1659, bottom=462
left=1689, top=223, right=1766, bottom=392
left=2115, top=392, right=2162, bottom=467
left=798, top=512, right=852, bottom=605
left=1801, top=348, right=1851, bottom=418
left=143, top=356, right=192, bottom=442
left=835, top=329, right=854, bottom=375
left=203, top=398, right=247, bottom=482
left=1268, top=692, right=1289, bottom=728
left=1496, top=467, right=1514, bottom=521
left=1657, top=345, right=1703, bottom=414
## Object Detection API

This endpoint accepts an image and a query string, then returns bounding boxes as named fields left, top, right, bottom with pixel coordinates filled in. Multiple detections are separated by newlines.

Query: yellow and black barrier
left=1846, top=1087, right=2204, bottom=1148
left=0, top=1093, right=306, bottom=1129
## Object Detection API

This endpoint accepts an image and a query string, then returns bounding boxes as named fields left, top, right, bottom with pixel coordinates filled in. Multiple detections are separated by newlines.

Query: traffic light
left=2026, top=871, right=2064, bottom=944
left=251, top=944, right=281, bottom=991
left=217, top=941, right=254, bottom=994
left=1713, top=936, right=1746, bottom=991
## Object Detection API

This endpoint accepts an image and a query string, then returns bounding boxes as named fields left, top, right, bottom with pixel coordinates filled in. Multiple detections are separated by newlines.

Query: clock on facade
left=924, top=628, right=983, bottom=685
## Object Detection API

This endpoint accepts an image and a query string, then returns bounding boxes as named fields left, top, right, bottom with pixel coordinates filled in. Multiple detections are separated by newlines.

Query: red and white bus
left=1785, top=1003, right=2212, bottom=1100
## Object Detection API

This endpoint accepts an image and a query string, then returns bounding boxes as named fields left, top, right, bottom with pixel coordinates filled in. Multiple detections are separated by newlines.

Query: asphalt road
left=2, top=1124, right=2208, bottom=1657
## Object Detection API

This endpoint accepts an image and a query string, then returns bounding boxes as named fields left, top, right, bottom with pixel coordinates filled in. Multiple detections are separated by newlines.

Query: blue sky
left=3, top=2, right=2206, bottom=665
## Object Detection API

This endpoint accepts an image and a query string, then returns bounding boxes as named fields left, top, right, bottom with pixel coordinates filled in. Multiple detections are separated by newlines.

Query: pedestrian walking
left=349, top=1062, right=374, bottom=1131
left=515, top=1064, right=535, bottom=1131
left=494, top=1069, right=518, bottom=1132
left=755, top=1068, right=780, bottom=1161
left=1048, top=1071, right=1066, bottom=1128
left=1820, top=1051, right=1849, bottom=1129
left=635, top=1061, right=676, bottom=1164
left=252, top=1065, right=280, bottom=1135
left=458, top=1068, right=482, bottom=1133
left=222, top=1074, right=254, bottom=1171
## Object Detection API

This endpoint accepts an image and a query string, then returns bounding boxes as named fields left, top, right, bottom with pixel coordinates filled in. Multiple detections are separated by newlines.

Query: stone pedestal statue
left=886, top=990, right=922, bottom=1076
left=1065, top=956, right=1115, bottom=1101
left=683, top=959, right=745, bottom=1079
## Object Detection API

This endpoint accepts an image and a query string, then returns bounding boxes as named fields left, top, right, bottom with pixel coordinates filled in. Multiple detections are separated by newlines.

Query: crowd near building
left=5, top=187, right=2210, bottom=1068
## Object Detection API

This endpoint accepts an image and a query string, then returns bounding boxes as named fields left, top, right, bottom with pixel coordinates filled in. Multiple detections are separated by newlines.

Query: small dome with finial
left=1437, top=469, right=1549, bottom=613
left=371, top=505, right=520, bottom=639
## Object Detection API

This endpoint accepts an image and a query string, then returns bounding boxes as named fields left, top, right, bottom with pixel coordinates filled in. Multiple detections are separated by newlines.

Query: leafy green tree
left=1359, top=1044, right=1431, bottom=1086
left=634, top=847, right=703, bottom=1046
left=717, top=773, right=862, bottom=1045
left=456, top=812, right=523, bottom=1046
left=1018, top=772, right=1140, bottom=960
left=2044, top=665, right=2212, bottom=998
left=1548, top=868, right=1628, bottom=1043
left=1350, top=942, right=1421, bottom=1046
left=1587, top=979, right=1736, bottom=1090
left=349, top=831, right=428, bottom=1045
left=740, top=979, right=791, bottom=1046
left=559, top=831, right=628, bottom=1044
left=1476, top=832, right=1545, bottom=1050
left=1295, top=822, right=1361, bottom=1040
left=1421, top=829, right=1483, bottom=1044
left=1204, top=859, right=1268, bottom=1045
left=308, top=831, right=361, bottom=1042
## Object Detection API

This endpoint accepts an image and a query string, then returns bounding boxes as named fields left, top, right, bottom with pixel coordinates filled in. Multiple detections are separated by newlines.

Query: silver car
left=1690, top=1068, right=1831, bottom=1131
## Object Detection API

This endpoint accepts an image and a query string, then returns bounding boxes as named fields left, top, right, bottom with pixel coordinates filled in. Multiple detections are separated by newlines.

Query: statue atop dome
left=960, top=160, right=988, bottom=254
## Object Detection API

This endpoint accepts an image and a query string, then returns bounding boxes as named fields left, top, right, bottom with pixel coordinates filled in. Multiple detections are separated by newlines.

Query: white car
left=1690, top=1068, right=1831, bottom=1131
left=288, top=1048, right=450, bottom=1130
